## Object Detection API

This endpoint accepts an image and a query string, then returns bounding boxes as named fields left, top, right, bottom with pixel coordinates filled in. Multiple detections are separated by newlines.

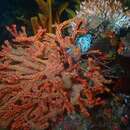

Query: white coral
left=76, top=0, right=130, bottom=32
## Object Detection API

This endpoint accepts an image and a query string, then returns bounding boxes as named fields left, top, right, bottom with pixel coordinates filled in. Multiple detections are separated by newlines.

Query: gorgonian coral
left=76, top=0, right=130, bottom=33
left=0, top=18, right=112, bottom=130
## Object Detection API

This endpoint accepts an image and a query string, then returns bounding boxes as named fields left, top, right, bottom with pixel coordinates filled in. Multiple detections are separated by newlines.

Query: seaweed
left=30, top=0, right=81, bottom=33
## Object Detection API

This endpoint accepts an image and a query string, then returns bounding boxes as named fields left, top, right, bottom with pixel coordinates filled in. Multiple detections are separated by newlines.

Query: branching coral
left=76, top=0, right=130, bottom=32
left=0, top=18, right=112, bottom=130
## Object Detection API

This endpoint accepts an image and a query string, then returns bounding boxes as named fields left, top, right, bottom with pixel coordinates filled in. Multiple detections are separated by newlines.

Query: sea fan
left=76, top=0, right=130, bottom=33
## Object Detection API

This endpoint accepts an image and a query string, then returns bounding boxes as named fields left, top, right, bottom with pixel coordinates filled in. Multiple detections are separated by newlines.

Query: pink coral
left=0, top=18, right=111, bottom=130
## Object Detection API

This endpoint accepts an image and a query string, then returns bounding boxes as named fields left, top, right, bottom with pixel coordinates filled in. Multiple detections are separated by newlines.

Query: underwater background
left=0, top=0, right=130, bottom=130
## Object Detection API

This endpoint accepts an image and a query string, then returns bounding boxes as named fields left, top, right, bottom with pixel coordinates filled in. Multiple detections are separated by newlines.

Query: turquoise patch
left=76, top=34, right=93, bottom=54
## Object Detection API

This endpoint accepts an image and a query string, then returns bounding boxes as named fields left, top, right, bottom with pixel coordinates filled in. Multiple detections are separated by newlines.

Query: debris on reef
left=0, top=18, right=119, bottom=130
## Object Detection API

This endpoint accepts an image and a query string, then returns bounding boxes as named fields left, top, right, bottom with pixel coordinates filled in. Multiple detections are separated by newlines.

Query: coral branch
left=0, top=18, right=112, bottom=130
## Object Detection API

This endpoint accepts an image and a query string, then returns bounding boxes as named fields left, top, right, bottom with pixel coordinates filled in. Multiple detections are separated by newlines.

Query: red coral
left=0, top=18, right=111, bottom=130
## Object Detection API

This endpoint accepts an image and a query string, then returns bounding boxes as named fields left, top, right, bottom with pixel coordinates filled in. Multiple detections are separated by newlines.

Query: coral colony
left=76, top=0, right=130, bottom=33
left=0, top=18, right=111, bottom=130
left=0, top=0, right=130, bottom=130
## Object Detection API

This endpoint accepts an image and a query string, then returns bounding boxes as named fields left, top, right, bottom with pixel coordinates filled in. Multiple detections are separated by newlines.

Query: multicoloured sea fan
left=76, top=0, right=130, bottom=33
